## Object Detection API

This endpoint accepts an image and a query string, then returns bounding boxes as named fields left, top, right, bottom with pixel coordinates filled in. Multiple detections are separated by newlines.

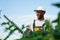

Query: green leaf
left=52, top=3, right=60, bottom=8
left=21, top=25, right=25, bottom=29
left=1, top=22, right=9, bottom=26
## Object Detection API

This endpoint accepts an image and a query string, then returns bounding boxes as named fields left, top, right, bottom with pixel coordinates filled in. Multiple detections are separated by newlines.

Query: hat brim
left=34, top=10, right=45, bottom=12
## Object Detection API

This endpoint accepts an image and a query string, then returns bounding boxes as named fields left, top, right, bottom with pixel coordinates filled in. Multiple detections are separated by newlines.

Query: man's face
left=36, top=10, right=45, bottom=19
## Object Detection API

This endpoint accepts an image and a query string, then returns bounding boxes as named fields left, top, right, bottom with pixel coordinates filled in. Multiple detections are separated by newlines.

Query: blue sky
left=0, top=0, right=60, bottom=16
left=0, top=0, right=60, bottom=40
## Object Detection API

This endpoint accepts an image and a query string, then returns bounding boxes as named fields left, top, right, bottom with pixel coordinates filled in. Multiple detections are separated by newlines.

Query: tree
left=52, top=3, right=60, bottom=40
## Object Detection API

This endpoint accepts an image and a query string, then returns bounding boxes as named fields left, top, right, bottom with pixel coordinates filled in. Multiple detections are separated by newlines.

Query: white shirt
left=35, top=19, right=45, bottom=26
left=29, top=19, right=45, bottom=31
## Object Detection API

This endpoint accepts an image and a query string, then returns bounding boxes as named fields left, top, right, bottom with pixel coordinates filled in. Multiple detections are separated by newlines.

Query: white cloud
left=8, top=14, right=57, bottom=26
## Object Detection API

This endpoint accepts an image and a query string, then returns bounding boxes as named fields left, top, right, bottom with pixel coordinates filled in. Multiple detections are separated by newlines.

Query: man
left=23, top=6, right=46, bottom=32
left=32, top=6, right=46, bottom=31
left=23, top=6, right=46, bottom=35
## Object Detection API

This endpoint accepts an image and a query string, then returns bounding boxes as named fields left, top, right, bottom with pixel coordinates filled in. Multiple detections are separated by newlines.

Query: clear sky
left=0, top=0, right=60, bottom=16
left=0, top=0, right=60, bottom=40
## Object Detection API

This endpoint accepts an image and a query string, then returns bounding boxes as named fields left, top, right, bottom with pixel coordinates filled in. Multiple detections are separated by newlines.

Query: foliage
left=1, top=15, right=23, bottom=40
left=52, top=3, right=60, bottom=8
left=19, top=20, right=55, bottom=40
